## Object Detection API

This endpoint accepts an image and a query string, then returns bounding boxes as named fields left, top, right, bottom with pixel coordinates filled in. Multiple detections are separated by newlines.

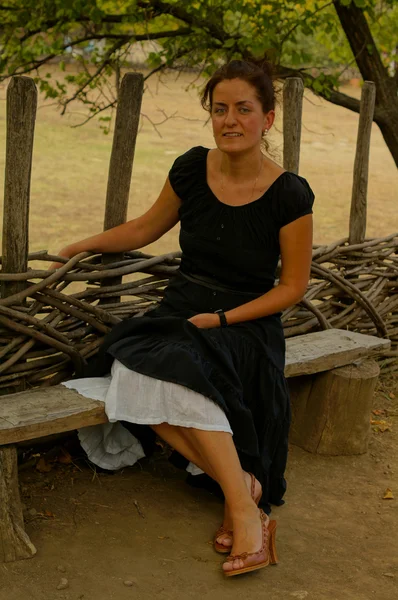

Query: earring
left=262, top=128, right=269, bottom=136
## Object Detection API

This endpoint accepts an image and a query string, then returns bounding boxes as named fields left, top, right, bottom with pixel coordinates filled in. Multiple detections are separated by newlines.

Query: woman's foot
left=215, top=472, right=262, bottom=552
left=222, top=505, right=266, bottom=574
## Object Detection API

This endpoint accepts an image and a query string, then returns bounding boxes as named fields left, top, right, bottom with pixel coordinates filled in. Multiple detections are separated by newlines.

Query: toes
left=217, top=534, right=232, bottom=547
left=222, top=561, right=232, bottom=572
left=222, top=558, right=243, bottom=572
left=233, top=558, right=243, bottom=570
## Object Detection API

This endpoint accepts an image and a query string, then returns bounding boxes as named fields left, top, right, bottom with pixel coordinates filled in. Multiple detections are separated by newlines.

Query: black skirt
left=84, top=272, right=291, bottom=513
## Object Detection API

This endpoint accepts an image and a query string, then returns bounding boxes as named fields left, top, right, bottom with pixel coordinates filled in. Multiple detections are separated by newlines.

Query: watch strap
left=215, top=309, right=228, bottom=328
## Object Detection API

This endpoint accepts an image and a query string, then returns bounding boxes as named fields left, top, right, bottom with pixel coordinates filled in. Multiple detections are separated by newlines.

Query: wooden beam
left=0, top=76, right=38, bottom=563
left=349, top=81, right=376, bottom=244
left=284, top=328, right=390, bottom=377
left=1, top=77, right=37, bottom=298
left=289, top=358, right=380, bottom=455
left=101, top=73, right=144, bottom=302
left=0, top=387, right=107, bottom=445
left=283, top=77, right=304, bottom=174
left=0, top=329, right=390, bottom=446
left=0, top=446, right=37, bottom=562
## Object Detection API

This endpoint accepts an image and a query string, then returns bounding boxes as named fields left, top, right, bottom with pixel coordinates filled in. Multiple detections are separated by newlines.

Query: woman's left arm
left=189, top=214, right=313, bottom=328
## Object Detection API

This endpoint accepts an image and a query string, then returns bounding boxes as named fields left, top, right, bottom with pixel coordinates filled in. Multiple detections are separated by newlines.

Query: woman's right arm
left=52, top=178, right=181, bottom=267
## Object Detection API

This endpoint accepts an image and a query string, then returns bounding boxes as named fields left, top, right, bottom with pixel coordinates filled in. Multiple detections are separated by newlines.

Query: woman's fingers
left=49, top=247, right=74, bottom=270
left=49, top=261, right=65, bottom=270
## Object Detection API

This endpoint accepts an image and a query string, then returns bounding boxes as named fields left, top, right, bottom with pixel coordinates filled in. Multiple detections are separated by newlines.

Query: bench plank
left=0, top=329, right=390, bottom=446
left=285, top=329, right=390, bottom=377
left=0, top=386, right=107, bottom=445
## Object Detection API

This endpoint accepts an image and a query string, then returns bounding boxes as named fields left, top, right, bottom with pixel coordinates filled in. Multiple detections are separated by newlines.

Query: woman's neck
left=218, top=147, right=263, bottom=182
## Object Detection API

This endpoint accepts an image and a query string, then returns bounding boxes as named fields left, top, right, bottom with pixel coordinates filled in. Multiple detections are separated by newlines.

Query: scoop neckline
left=201, top=146, right=291, bottom=209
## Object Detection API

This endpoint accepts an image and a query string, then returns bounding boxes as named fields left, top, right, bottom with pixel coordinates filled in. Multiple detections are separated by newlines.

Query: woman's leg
left=151, top=423, right=260, bottom=545
left=151, top=423, right=263, bottom=572
left=152, top=423, right=233, bottom=548
left=151, top=422, right=217, bottom=479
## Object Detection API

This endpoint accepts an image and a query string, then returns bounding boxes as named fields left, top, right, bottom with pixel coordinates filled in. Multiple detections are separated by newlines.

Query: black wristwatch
left=215, top=309, right=228, bottom=328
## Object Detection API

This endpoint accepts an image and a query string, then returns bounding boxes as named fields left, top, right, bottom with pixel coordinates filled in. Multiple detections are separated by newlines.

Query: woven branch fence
left=0, top=232, right=396, bottom=392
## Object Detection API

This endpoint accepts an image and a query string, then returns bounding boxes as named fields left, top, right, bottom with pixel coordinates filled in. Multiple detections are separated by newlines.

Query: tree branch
left=276, top=64, right=385, bottom=122
left=16, top=12, right=164, bottom=42
left=332, top=0, right=390, bottom=91
left=60, top=38, right=126, bottom=115
left=137, top=0, right=227, bottom=43
left=279, top=1, right=334, bottom=50
left=19, top=24, right=191, bottom=45
left=71, top=100, right=117, bottom=128
left=1, top=28, right=192, bottom=81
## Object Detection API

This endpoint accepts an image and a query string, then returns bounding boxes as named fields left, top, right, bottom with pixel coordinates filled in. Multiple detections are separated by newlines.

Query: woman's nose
left=224, top=109, right=238, bottom=126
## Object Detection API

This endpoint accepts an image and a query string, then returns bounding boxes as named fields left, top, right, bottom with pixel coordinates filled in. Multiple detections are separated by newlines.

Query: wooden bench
left=0, top=329, right=390, bottom=563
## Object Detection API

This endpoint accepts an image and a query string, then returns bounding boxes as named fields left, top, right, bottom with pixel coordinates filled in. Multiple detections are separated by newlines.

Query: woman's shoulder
left=278, top=171, right=313, bottom=193
left=270, top=171, right=315, bottom=228
left=267, top=170, right=314, bottom=201
left=168, top=146, right=208, bottom=198
left=171, top=146, right=208, bottom=170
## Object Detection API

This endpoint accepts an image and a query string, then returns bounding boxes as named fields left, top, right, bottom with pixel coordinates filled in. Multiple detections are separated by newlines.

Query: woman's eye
left=214, top=108, right=225, bottom=114
left=240, top=107, right=250, bottom=113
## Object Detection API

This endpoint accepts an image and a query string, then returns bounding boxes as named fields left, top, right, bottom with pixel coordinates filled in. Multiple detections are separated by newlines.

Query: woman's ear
left=263, top=109, right=275, bottom=133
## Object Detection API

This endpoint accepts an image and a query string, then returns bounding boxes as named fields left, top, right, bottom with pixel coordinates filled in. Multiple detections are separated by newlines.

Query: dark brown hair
left=201, top=59, right=276, bottom=114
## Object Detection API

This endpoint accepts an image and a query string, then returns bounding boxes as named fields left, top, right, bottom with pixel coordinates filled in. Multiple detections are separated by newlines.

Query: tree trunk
left=333, top=1, right=398, bottom=167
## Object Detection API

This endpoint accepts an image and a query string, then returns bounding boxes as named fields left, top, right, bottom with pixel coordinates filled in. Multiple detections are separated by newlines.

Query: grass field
left=0, top=69, right=397, bottom=260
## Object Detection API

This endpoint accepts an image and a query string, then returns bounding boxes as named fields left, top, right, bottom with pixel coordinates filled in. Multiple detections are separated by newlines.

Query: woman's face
left=211, top=78, right=274, bottom=154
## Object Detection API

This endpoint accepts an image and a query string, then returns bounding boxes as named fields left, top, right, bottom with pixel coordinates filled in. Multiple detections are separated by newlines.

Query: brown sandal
left=214, top=473, right=262, bottom=554
left=224, top=510, right=278, bottom=577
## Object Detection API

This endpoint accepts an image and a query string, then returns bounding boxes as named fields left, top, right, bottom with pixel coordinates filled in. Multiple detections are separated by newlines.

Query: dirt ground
left=1, top=375, right=397, bottom=600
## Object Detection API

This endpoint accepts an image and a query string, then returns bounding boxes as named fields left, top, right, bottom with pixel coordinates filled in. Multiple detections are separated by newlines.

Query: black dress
left=87, top=146, right=315, bottom=513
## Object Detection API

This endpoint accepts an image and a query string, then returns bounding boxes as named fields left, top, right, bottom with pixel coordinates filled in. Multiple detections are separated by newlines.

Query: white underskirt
left=62, top=359, right=232, bottom=472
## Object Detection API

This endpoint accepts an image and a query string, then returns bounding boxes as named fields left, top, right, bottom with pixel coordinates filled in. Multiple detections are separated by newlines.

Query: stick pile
left=0, top=234, right=396, bottom=391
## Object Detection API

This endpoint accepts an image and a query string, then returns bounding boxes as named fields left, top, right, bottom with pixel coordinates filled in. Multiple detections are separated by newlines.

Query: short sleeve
left=168, top=146, right=205, bottom=199
left=276, top=174, right=315, bottom=228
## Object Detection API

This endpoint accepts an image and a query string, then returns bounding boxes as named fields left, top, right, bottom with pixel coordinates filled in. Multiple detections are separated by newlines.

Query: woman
left=54, top=60, right=314, bottom=577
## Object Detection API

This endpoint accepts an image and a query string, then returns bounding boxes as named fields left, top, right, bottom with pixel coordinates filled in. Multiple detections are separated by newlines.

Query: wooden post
left=283, top=77, right=304, bottom=174
left=101, top=73, right=144, bottom=302
left=349, top=81, right=376, bottom=244
left=0, top=446, right=37, bottom=562
left=0, top=76, right=37, bottom=562
left=2, top=77, right=37, bottom=298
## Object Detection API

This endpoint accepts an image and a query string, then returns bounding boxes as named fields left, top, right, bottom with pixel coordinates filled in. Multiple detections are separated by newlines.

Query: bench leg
left=0, top=445, right=37, bottom=562
left=289, top=358, right=380, bottom=455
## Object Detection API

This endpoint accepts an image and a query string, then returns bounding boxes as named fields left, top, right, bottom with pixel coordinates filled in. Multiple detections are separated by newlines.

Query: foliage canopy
left=1, top=1, right=398, bottom=162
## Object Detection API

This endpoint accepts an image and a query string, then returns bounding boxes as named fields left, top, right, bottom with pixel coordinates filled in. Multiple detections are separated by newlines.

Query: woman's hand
left=188, top=313, right=220, bottom=329
left=49, top=246, right=77, bottom=270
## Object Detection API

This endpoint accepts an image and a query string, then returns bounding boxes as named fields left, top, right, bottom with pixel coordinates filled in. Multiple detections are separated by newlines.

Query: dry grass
left=0, top=70, right=397, bottom=259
